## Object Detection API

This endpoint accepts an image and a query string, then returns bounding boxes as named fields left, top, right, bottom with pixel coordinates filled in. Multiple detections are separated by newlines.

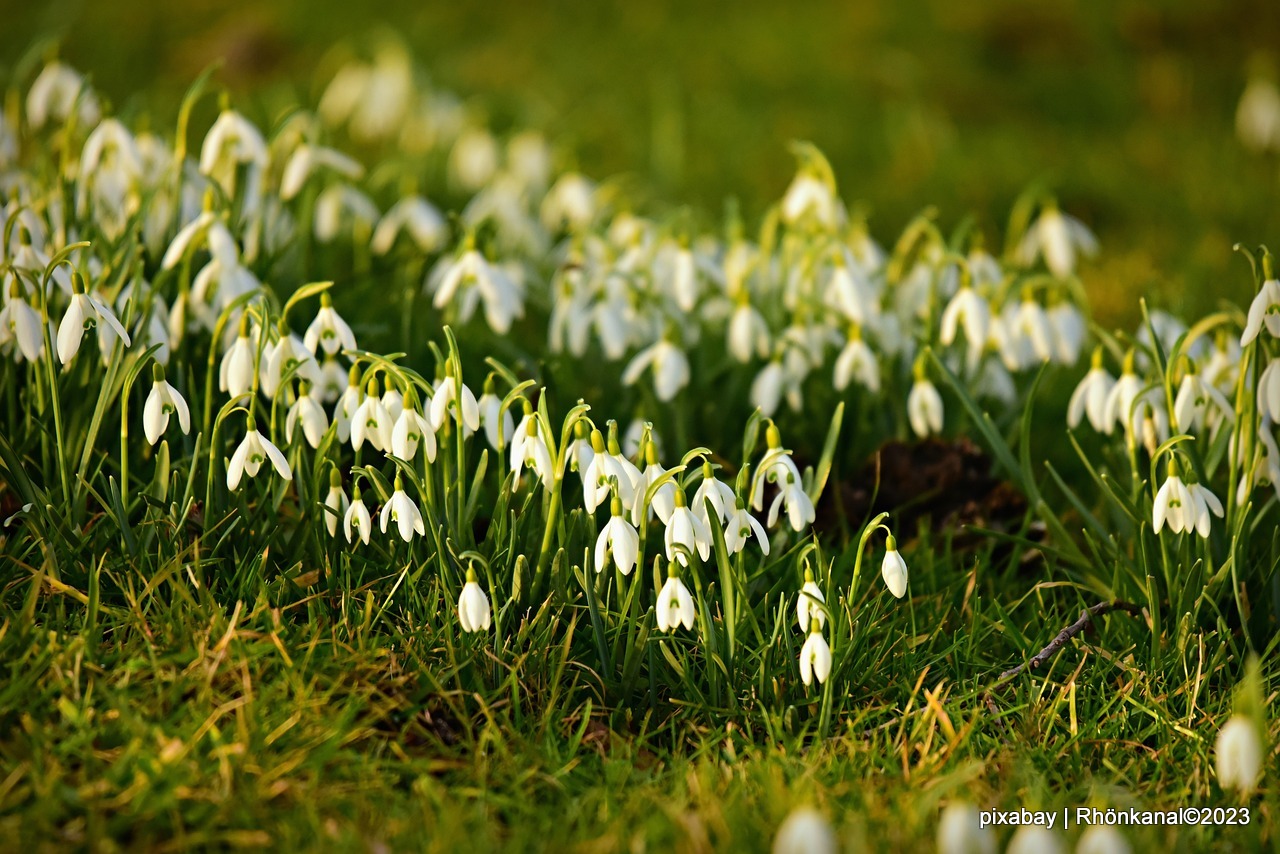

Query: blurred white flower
left=772, top=807, right=836, bottom=854
left=936, top=803, right=995, bottom=854
left=907, top=378, right=944, bottom=438
left=1216, top=715, right=1263, bottom=794
left=1007, top=826, right=1065, bottom=854
left=623, top=337, right=690, bottom=402
left=1076, top=825, right=1131, bottom=854
left=1068, top=353, right=1115, bottom=432
left=280, top=144, right=364, bottom=200
left=940, top=284, right=990, bottom=366
left=372, top=196, right=447, bottom=254
left=1018, top=204, right=1097, bottom=279
left=1241, top=277, right=1280, bottom=346
left=27, top=62, right=100, bottom=130
left=1237, top=76, right=1280, bottom=154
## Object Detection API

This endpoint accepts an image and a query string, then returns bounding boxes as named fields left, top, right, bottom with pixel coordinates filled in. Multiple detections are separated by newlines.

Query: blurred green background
left=4, top=0, right=1280, bottom=324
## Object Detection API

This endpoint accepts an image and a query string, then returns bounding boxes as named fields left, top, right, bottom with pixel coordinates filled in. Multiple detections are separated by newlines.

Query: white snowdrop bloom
left=656, top=572, right=696, bottom=632
left=567, top=424, right=595, bottom=478
left=796, top=572, right=826, bottom=632
left=771, top=807, right=837, bottom=854
left=1187, top=479, right=1225, bottom=536
left=939, top=284, right=990, bottom=365
left=633, top=448, right=678, bottom=524
left=622, top=337, right=690, bottom=402
left=1216, top=715, right=1263, bottom=794
left=314, top=184, right=379, bottom=243
left=665, top=489, right=713, bottom=566
left=280, top=144, right=364, bottom=201
left=333, top=366, right=362, bottom=443
left=343, top=486, right=372, bottom=545
left=881, top=535, right=909, bottom=598
left=1018, top=204, right=1098, bottom=279
left=477, top=389, right=515, bottom=451
left=665, top=245, right=702, bottom=311
left=27, top=62, right=100, bottom=130
left=622, top=418, right=651, bottom=460
left=724, top=500, right=770, bottom=556
left=142, top=367, right=191, bottom=445
left=316, top=358, right=347, bottom=404
left=432, top=248, right=525, bottom=335
left=799, top=629, right=832, bottom=687
left=219, top=329, right=258, bottom=399
left=1076, top=825, right=1131, bottom=854
left=429, top=374, right=481, bottom=433
left=0, top=112, right=15, bottom=167
left=1240, top=277, right=1280, bottom=346
left=781, top=173, right=837, bottom=230
left=975, top=357, right=1017, bottom=404
left=1153, top=467, right=1194, bottom=535
left=541, top=173, right=596, bottom=231
left=1048, top=301, right=1086, bottom=364
left=728, top=300, right=771, bottom=363
left=200, top=108, right=266, bottom=179
left=1007, top=826, right=1065, bottom=854
left=321, top=470, right=348, bottom=538
left=833, top=330, right=880, bottom=392
left=1068, top=351, right=1116, bottom=432
left=303, top=293, right=356, bottom=356
left=352, top=382, right=393, bottom=452
left=320, top=45, right=413, bottom=142
left=1238, top=422, right=1280, bottom=504
left=826, top=258, right=878, bottom=325
left=165, top=206, right=245, bottom=268
left=1101, top=357, right=1143, bottom=434
left=507, top=130, right=553, bottom=191
left=585, top=430, right=643, bottom=514
left=595, top=497, right=640, bottom=575
left=226, top=425, right=292, bottom=491
left=379, top=479, right=425, bottom=542
left=1015, top=296, right=1056, bottom=362
left=261, top=330, right=321, bottom=399
left=1237, top=76, right=1280, bottom=154
left=1174, top=369, right=1234, bottom=434
left=936, top=803, right=996, bottom=854
left=1133, top=395, right=1170, bottom=457
left=392, top=405, right=437, bottom=463
left=1204, top=336, right=1242, bottom=391
left=750, top=430, right=802, bottom=512
left=510, top=411, right=555, bottom=487
left=691, top=462, right=736, bottom=527
left=1258, top=358, right=1280, bottom=422
left=371, top=196, right=447, bottom=254
left=751, top=359, right=786, bottom=417
left=458, top=569, right=492, bottom=632
left=0, top=287, right=44, bottom=362
left=768, top=472, right=816, bottom=532
left=448, top=127, right=499, bottom=192
left=907, top=378, right=944, bottom=438
left=381, top=387, right=404, bottom=423
left=57, top=284, right=131, bottom=365
left=285, top=385, right=329, bottom=449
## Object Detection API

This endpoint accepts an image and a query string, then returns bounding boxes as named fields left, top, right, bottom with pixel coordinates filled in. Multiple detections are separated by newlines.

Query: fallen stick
left=996, top=599, right=1144, bottom=684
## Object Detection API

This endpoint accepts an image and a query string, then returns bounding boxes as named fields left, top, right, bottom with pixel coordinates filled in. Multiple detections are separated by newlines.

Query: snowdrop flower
left=285, top=382, right=330, bottom=448
left=1102, top=352, right=1143, bottom=434
left=799, top=628, right=832, bottom=687
left=142, top=365, right=190, bottom=445
left=392, top=398, right=437, bottom=463
left=1153, top=460, right=1199, bottom=536
left=768, top=471, right=816, bottom=532
left=219, top=323, right=258, bottom=399
left=323, top=469, right=348, bottom=538
left=567, top=421, right=595, bottom=477
left=656, top=569, right=696, bottom=632
left=587, top=426, right=643, bottom=515
left=333, top=364, right=362, bottom=443
left=477, top=383, right=515, bottom=451
left=975, top=357, right=1017, bottom=404
left=665, top=488, right=713, bottom=566
left=199, top=107, right=267, bottom=202
left=429, top=372, right=481, bottom=433
left=226, top=421, right=292, bottom=491
left=881, top=535, right=909, bottom=598
left=1007, top=826, right=1065, bottom=854
left=1076, top=825, right=1131, bottom=854
left=907, top=375, right=944, bottom=438
left=372, top=195, right=447, bottom=254
left=751, top=424, right=802, bottom=512
left=510, top=409, right=556, bottom=487
left=303, top=293, right=356, bottom=356
left=796, top=569, right=826, bottom=632
left=1216, top=715, right=1263, bottom=794
left=936, top=802, right=996, bottom=854
left=1240, top=267, right=1280, bottom=347
left=261, top=325, right=321, bottom=399
left=352, top=379, right=393, bottom=452
left=1048, top=300, right=1086, bottom=364
left=825, top=255, right=877, bottom=325
left=1238, top=421, right=1280, bottom=504
left=381, top=385, right=404, bottom=423
left=1018, top=202, right=1097, bottom=279
left=691, top=461, right=736, bottom=527
left=724, top=498, right=770, bottom=556
left=728, top=298, right=770, bottom=363
left=939, top=280, right=990, bottom=366
left=1068, top=349, right=1116, bottom=432
left=780, top=169, right=837, bottom=230
left=57, top=275, right=131, bottom=364
left=27, top=61, right=100, bottom=130
left=1258, top=358, right=1280, bottom=422
left=448, top=127, right=499, bottom=192
left=431, top=246, right=525, bottom=334
left=771, top=807, right=837, bottom=854
left=1237, top=75, right=1280, bottom=154
left=458, top=567, right=492, bottom=633
left=1184, top=480, right=1224, bottom=538
left=280, top=144, right=364, bottom=200
left=541, top=172, right=597, bottom=232
left=833, top=327, right=880, bottom=392
left=622, top=336, right=690, bottom=402
left=633, top=439, right=677, bottom=524
left=1015, top=294, right=1056, bottom=362
left=595, top=495, right=640, bottom=575
left=313, top=184, right=379, bottom=243
left=1174, top=367, right=1234, bottom=434
left=343, top=484, right=372, bottom=545
left=380, top=476, right=425, bottom=542
left=750, top=358, right=786, bottom=416
left=316, top=358, right=347, bottom=403
left=0, top=283, right=44, bottom=362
